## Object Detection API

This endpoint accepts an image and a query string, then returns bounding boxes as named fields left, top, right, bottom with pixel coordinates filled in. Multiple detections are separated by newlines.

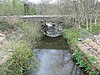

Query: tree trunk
left=75, top=16, right=78, bottom=27
left=86, top=16, right=88, bottom=30
left=81, top=16, right=84, bottom=26
left=78, top=17, right=81, bottom=29
left=94, top=16, right=98, bottom=26
left=90, top=15, right=92, bottom=31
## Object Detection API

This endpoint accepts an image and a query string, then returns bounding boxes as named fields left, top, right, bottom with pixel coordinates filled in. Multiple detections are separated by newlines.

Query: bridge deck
left=0, top=15, right=82, bottom=22
left=0, top=15, right=76, bottom=18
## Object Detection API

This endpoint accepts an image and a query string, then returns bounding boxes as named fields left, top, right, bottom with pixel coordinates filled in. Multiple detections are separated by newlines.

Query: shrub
left=63, top=27, right=79, bottom=44
left=73, top=49, right=98, bottom=75
left=90, top=23, right=100, bottom=34
left=20, top=21, right=42, bottom=47
left=0, top=41, right=37, bottom=75
left=0, top=20, right=42, bottom=75
left=0, top=17, right=22, bottom=32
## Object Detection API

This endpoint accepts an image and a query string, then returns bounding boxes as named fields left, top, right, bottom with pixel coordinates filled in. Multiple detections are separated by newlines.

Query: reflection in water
left=28, top=36, right=84, bottom=75
left=38, top=36, right=68, bottom=49
left=36, top=49, right=83, bottom=75
left=44, top=22, right=62, bottom=37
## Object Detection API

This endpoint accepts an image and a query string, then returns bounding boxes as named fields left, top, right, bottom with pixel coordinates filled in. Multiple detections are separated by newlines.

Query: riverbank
left=0, top=21, right=41, bottom=75
left=63, top=25, right=100, bottom=75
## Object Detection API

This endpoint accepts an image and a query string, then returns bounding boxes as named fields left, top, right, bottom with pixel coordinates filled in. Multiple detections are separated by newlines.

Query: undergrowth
left=0, top=21, right=42, bottom=75
left=0, top=41, right=37, bottom=75
left=81, top=23, right=100, bottom=34
left=73, top=49, right=98, bottom=75
left=63, top=27, right=99, bottom=75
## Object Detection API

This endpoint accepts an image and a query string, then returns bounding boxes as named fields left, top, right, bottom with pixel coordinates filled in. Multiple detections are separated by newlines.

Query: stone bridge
left=0, top=15, right=76, bottom=37
left=0, top=15, right=75, bottom=22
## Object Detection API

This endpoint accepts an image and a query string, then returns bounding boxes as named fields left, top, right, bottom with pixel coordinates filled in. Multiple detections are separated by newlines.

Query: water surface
left=29, top=36, right=83, bottom=75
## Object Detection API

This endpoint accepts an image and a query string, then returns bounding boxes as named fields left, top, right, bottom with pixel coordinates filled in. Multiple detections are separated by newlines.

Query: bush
left=21, top=21, right=42, bottom=47
left=0, top=17, right=22, bottom=32
left=0, top=16, right=42, bottom=75
left=63, top=27, right=79, bottom=44
left=73, top=50, right=97, bottom=75
left=63, top=27, right=98, bottom=75
left=0, top=22, right=8, bottom=32
left=0, top=20, right=42, bottom=75
left=90, top=23, right=100, bottom=34
left=0, top=41, right=37, bottom=75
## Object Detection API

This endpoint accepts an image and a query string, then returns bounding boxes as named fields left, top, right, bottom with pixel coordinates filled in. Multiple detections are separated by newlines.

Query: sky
left=22, top=0, right=57, bottom=4
left=29, top=0, right=57, bottom=3
left=22, top=0, right=100, bottom=4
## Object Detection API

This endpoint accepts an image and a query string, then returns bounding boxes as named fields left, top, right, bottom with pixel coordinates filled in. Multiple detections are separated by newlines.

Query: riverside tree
left=0, top=0, right=36, bottom=15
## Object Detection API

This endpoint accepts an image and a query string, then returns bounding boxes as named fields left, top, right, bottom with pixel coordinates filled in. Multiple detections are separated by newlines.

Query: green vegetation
left=63, top=27, right=79, bottom=45
left=0, top=0, right=99, bottom=75
left=29, top=5, right=36, bottom=15
left=0, top=19, right=42, bottom=75
left=12, top=0, right=24, bottom=15
left=0, top=22, right=8, bottom=32
left=0, top=2, right=39, bottom=74
left=81, top=23, right=100, bottom=34
left=73, top=50, right=97, bottom=75
left=0, top=17, right=20, bottom=32
left=0, top=41, right=37, bottom=75
left=90, top=23, right=100, bottom=34
left=0, top=0, right=36, bottom=16
left=63, top=27, right=98, bottom=75
left=0, top=0, right=23, bottom=16
left=21, top=22, right=42, bottom=47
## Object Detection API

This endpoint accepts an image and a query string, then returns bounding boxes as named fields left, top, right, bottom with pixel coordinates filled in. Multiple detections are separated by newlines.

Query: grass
left=0, top=21, right=42, bottom=75
left=21, top=22, right=42, bottom=47
left=0, top=41, right=37, bottom=75
left=90, top=23, right=100, bottom=34
left=81, top=22, right=100, bottom=35
left=73, top=49, right=97, bottom=75
left=0, top=22, right=8, bottom=32
left=63, top=27, right=80, bottom=44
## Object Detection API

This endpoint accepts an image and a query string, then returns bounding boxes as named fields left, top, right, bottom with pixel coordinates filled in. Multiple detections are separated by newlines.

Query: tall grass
left=21, top=21, right=42, bottom=47
left=0, top=41, right=37, bottom=75
left=0, top=19, right=42, bottom=75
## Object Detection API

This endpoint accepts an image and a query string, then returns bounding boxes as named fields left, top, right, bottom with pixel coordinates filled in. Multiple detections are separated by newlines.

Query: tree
left=12, top=0, right=24, bottom=15
left=29, top=3, right=36, bottom=15
left=0, top=0, right=24, bottom=16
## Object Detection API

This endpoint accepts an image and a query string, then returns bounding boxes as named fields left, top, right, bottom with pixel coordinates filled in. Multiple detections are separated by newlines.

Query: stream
left=28, top=36, right=84, bottom=75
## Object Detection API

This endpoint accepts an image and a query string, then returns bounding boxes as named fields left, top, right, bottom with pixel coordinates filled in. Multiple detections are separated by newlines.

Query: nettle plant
left=73, top=49, right=97, bottom=75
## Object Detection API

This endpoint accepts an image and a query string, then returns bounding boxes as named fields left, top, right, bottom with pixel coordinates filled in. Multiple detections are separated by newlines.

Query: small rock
left=78, top=38, right=84, bottom=41
left=93, top=45, right=99, bottom=51
left=0, top=33, right=5, bottom=37
left=97, top=48, right=100, bottom=54
left=97, top=34, right=100, bottom=38
left=8, top=49, right=13, bottom=52
left=87, top=46, right=93, bottom=51
left=84, top=38, right=90, bottom=43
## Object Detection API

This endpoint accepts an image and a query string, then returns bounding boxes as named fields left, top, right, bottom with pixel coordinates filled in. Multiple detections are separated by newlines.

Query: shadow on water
left=38, top=35, right=68, bottom=50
